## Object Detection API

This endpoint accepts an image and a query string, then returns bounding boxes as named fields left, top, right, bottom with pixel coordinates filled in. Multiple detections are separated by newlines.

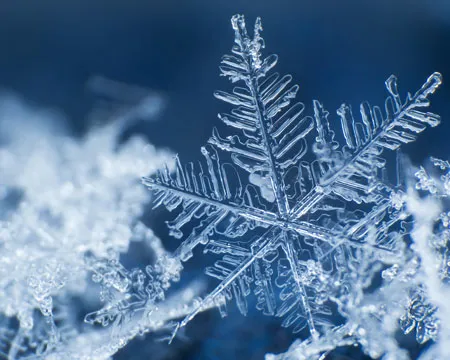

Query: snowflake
left=143, top=13, right=442, bottom=358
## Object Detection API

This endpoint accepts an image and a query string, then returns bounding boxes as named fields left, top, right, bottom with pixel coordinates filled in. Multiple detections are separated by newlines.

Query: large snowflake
left=142, top=13, right=442, bottom=355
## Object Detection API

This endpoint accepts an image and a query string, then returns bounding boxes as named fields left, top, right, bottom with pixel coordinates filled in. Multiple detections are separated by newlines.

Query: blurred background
left=1, top=1, right=449, bottom=359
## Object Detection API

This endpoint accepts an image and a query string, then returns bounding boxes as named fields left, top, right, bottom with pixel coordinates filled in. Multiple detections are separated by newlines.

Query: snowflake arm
left=291, top=72, right=441, bottom=218
left=211, top=14, right=314, bottom=215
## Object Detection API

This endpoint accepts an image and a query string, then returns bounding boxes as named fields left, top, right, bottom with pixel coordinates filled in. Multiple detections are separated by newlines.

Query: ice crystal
left=143, top=14, right=443, bottom=359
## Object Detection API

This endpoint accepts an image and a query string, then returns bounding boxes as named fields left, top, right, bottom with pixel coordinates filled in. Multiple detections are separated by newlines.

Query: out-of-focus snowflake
left=0, top=90, right=174, bottom=357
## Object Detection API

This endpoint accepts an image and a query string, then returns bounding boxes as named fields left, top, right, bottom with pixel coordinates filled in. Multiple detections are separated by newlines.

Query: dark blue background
left=1, top=1, right=449, bottom=359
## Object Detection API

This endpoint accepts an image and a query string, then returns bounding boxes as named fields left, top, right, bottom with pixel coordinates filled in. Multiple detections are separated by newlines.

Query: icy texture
left=402, top=161, right=450, bottom=360
left=0, top=94, right=169, bottom=319
left=143, top=14, right=443, bottom=359
left=0, top=92, right=202, bottom=358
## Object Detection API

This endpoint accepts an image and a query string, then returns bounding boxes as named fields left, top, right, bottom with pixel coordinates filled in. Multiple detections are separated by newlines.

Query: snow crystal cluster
left=0, top=90, right=203, bottom=359
left=0, top=13, right=448, bottom=360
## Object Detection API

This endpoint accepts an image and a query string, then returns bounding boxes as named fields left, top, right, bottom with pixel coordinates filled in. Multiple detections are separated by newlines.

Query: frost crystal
left=143, top=14, right=443, bottom=359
